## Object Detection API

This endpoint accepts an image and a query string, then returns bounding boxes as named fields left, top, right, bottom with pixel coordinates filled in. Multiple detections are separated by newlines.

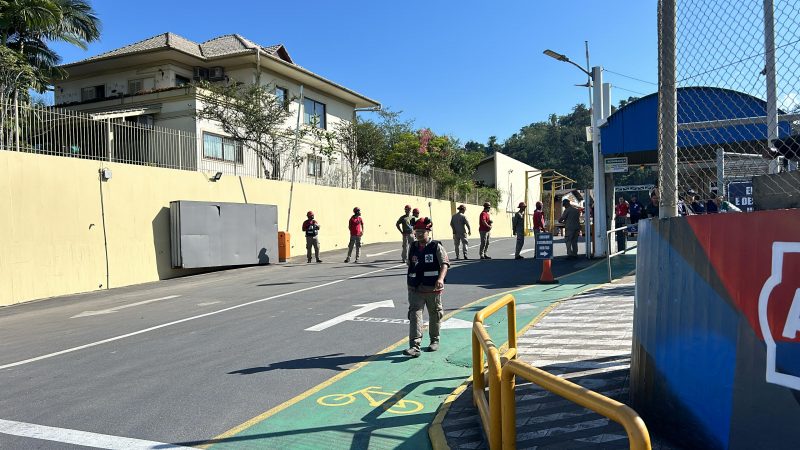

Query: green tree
left=196, top=80, right=297, bottom=179
left=333, top=118, right=384, bottom=189
left=0, top=0, right=101, bottom=92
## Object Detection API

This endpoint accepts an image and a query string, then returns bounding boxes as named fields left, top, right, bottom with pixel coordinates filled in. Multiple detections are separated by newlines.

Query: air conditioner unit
left=208, top=66, right=225, bottom=81
left=193, top=67, right=208, bottom=81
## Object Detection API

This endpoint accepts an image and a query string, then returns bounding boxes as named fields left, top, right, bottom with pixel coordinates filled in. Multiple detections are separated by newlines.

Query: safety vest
left=304, top=220, right=319, bottom=237
left=407, top=240, right=442, bottom=287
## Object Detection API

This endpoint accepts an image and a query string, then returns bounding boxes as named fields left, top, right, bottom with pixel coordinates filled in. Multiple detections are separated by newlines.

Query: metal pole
left=716, top=147, right=725, bottom=198
left=658, top=0, right=678, bottom=218
left=592, top=66, right=608, bottom=256
left=286, top=85, right=304, bottom=232
left=584, top=189, right=592, bottom=258
left=14, top=90, right=20, bottom=152
left=763, top=0, right=779, bottom=162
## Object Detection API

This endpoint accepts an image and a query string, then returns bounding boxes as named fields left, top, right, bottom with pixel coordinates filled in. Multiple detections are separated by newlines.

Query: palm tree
left=0, top=0, right=100, bottom=92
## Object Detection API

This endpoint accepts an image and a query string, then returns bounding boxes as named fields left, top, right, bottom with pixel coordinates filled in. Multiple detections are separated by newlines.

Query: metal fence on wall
left=0, top=100, right=486, bottom=204
left=657, top=0, right=800, bottom=216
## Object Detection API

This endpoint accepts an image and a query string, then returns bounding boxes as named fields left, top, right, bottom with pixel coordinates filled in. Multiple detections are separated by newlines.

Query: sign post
left=536, top=232, right=558, bottom=284
left=727, top=181, right=754, bottom=212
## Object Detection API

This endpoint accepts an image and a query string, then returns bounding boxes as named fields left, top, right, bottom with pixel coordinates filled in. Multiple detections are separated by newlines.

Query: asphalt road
left=0, top=235, right=591, bottom=449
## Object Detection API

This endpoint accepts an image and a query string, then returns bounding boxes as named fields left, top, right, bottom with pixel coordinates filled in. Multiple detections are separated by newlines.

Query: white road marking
left=305, top=300, right=395, bottom=331
left=352, top=316, right=410, bottom=325
left=196, top=301, right=221, bottom=306
left=0, top=264, right=406, bottom=370
left=508, top=248, right=536, bottom=256
left=70, top=295, right=181, bottom=318
left=440, top=317, right=480, bottom=329
left=0, top=419, right=191, bottom=449
left=366, top=248, right=399, bottom=257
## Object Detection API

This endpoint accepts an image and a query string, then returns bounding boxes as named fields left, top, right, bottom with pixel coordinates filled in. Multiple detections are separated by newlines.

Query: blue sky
left=50, top=1, right=658, bottom=145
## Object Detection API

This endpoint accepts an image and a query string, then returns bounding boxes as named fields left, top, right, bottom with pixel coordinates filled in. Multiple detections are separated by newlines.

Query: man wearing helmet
left=410, top=207, right=421, bottom=228
left=512, top=202, right=527, bottom=260
left=396, top=205, right=414, bottom=263
left=404, top=217, right=450, bottom=358
left=449, top=204, right=471, bottom=259
left=344, top=207, right=364, bottom=263
left=302, top=211, right=322, bottom=263
left=478, top=202, right=493, bottom=259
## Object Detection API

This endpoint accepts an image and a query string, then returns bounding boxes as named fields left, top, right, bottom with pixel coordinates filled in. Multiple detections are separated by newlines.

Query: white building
left=474, top=151, right=542, bottom=214
left=53, top=32, right=380, bottom=184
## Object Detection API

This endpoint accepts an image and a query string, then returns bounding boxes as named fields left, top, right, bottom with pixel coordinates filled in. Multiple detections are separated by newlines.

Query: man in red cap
left=396, top=205, right=414, bottom=262
left=512, top=202, right=527, bottom=259
left=301, top=211, right=322, bottom=263
left=344, top=207, right=364, bottom=263
left=410, top=207, right=421, bottom=228
left=532, top=201, right=546, bottom=243
left=404, top=217, right=449, bottom=357
left=449, top=204, right=471, bottom=259
left=478, top=202, right=493, bottom=259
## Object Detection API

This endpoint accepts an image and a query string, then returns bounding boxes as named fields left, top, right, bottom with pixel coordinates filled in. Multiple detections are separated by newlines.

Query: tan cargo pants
left=407, top=287, right=443, bottom=349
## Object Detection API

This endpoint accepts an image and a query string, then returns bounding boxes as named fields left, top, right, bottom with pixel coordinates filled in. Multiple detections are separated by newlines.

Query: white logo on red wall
left=758, top=242, right=800, bottom=391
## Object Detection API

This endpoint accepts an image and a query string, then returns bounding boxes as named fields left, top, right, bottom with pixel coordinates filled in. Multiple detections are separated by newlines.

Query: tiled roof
left=67, top=32, right=291, bottom=65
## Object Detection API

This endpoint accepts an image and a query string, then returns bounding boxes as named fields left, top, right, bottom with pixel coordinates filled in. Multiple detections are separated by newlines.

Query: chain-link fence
left=657, top=0, right=800, bottom=216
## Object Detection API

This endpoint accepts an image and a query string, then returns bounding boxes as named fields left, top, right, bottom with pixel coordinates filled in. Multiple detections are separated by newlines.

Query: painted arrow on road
left=305, top=300, right=395, bottom=331
left=70, top=295, right=180, bottom=318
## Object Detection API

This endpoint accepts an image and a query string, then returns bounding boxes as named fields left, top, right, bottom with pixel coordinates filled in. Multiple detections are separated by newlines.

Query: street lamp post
left=543, top=49, right=609, bottom=257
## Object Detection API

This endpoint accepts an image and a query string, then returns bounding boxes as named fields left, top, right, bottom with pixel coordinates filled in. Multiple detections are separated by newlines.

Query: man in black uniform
left=403, top=217, right=450, bottom=358
left=301, top=211, right=322, bottom=263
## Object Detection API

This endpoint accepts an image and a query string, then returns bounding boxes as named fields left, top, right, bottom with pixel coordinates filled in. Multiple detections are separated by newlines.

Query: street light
left=543, top=49, right=593, bottom=79
left=542, top=48, right=610, bottom=258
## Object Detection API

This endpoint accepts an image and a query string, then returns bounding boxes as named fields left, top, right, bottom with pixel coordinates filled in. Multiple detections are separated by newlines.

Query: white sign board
left=604, top=157, right=629, bottom=173
left=585, top=126, right=593, bottom=142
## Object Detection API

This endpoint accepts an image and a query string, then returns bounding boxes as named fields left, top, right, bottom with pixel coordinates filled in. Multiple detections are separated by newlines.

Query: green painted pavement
left=208, top=253, right=636, bottom=450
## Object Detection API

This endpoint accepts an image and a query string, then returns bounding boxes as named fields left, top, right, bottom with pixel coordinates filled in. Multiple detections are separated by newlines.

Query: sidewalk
left=438, top=275, right=681, bottom=449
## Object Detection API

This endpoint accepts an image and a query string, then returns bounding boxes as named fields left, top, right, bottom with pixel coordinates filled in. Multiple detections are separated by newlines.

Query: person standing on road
left=629, top=195, right=643, bottom=227
left=512, top=202, right=527, bottom=260
left=344, top=207, right=364, bottom=263
left=532, top=201, right=546, bottom=241
left=410, top=207, right=421, bottom=227
left=614, top=196, right=629, bottom=253
left=478, top=202, right=493, bottom=259
left=644, top=193, right=660, bottom=219
left=449, top=204, right=471, bottom=260
left=396, top=205, right=414, bottom=263
left=403, top=217, right=450, bottom=358
left=302, top=211, right=322, bottom=263
left=558, top=199, right=581, bottom=259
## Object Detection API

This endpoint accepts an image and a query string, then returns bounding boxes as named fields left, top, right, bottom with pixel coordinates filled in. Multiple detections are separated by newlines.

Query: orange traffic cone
left=537, top=259, right=559, bottom=284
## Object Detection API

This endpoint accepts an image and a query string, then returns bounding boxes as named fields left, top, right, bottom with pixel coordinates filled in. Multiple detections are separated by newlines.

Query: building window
left=81, top=85, right=105, bottom=102
left=303, top=98, right=326, bottom=129
left=307, top=155, right=323, bottom=177
left=175, top=75, right=190, bottom=87
left=275, top=86, right=289, bottom=110
left=203, top=132, right=243, bottom=163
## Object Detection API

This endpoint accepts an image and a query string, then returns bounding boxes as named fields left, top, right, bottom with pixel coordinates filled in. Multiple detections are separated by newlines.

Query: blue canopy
left=600, top=87, right=791, bottom=155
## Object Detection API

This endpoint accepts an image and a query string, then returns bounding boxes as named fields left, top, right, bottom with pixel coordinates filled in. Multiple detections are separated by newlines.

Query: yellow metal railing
left=500, top=359, right=651, bottom=450
left=472, top=294, right=517, bottom=450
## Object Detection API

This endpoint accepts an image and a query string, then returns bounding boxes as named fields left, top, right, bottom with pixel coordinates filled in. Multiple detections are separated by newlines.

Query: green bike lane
left=205, top=253, right=637, bottom=450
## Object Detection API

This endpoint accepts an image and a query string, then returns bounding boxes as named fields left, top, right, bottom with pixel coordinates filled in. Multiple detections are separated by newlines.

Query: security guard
left=478, top=202, right=493, bottom=259
left=410, top=207, right=421, bottom=227
left=302, top=211, right=322, bottom=263
left=403, top=217, right=450, bottom=358
left=344, top=207, right=364, bottom=263
left=449, top=204, right=471, bottom=259
left=396, top=205, right=414, bottom=263
left=513, top=202, right=527, bottom=259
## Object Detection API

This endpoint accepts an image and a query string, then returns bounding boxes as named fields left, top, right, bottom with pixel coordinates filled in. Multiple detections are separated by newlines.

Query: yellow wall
left=0, top=151, right=512, bottom=306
